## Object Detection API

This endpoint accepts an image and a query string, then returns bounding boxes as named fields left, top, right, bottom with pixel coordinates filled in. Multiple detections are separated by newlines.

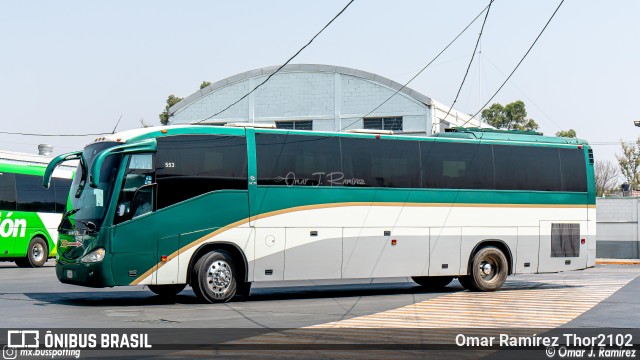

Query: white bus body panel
left=284, top=227, right=342, bottom=281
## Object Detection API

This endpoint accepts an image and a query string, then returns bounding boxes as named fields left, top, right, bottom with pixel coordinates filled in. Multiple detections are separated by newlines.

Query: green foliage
left=159, top=94, right=183, bottom=125
left=159, top=81, right=211, bottom=125
left=555, top=129, right=577, bottom=138
left=481, top=100, right=539, bottom=131
left=616, top=137, right=640, bottom=191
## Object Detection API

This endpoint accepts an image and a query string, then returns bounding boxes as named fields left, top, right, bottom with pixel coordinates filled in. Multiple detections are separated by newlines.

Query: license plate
left=66, top=270, right=73, bottom=279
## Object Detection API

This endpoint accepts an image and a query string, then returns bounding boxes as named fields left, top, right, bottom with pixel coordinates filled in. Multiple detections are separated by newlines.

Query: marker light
left=161, top=255, right=168, bottom=262
left=581, top=238, right=586, bottom=244
left=81, top=248, right=106, bottom=263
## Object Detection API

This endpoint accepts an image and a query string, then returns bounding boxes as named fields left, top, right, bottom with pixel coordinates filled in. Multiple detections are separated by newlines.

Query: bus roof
left=100, top=124, right=590, bottom=148
left=434, top=127, right=590, bottom=146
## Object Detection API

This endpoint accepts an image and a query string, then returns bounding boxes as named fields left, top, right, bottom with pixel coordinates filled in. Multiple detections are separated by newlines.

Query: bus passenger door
left=538, top=220, right=588, bottom=272
left=284, top=228, right=342, bottom=280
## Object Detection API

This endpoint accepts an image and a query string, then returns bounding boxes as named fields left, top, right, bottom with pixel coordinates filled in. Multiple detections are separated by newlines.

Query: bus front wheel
left=148, top=284, right=186, bottom=297
left=190, top=250, right=237, bottom=303
left=459, top=246, right=508, bottom=292
left=15, top=237, right=48, bottom=268
left=412, top=276, right=454, bottom=289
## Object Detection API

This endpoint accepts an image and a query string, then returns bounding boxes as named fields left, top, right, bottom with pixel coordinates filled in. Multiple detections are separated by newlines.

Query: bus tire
left=190, top=250, right=237, bottom=303
left=412, top=276, right=453, bottom=288
left=148, top=284, right=186, bottom=297
left=15, top=237, right=48, bottom=268
left=462, top=246, right=508, bottom=292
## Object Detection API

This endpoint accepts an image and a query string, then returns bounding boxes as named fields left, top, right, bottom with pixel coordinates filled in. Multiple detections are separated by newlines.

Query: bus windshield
left=66, top=142, right=121, bottom=229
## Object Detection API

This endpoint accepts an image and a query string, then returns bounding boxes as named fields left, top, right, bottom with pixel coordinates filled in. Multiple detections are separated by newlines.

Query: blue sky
left=1, top=1, right=638, bottom=162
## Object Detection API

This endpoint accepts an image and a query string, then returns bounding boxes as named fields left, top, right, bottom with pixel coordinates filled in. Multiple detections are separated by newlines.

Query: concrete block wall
left=254, top=73, right=334, bottom=118
left=172, top=80, right=250, bottom=122
left=596, top=198, right=640, bottom=259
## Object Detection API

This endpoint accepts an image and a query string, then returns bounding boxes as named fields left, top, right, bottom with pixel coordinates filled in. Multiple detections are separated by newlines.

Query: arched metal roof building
left=168, top=64, right=485, bottom=134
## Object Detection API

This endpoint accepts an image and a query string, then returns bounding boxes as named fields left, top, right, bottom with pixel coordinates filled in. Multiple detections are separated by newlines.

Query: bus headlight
left=81, top=248, right=106, bottom=263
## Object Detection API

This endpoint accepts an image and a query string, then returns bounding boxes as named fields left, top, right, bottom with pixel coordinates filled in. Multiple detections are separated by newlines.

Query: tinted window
left=53, top=178, right=72, bottom=213
left=341, top=137, right=420, bottom=188
left=0, top=172, right=16, bottom=211
left=559, top=148, right=587, bottom=192
left=155, top=135, right=248, bottom=209
left=275, top=121, right=313, bottom=130
left=422, top=142, right=494, bottom=189
left=494, top=145, right=562, bottom=191
left=16, top=174, right=55, bottom=212
left=363, top=117, right=403, bottom=131
left=256, top=133, right=342, bottom=186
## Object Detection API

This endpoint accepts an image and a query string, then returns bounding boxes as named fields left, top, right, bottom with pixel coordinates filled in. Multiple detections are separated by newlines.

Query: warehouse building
left=168, top=64, right=488, bottom=133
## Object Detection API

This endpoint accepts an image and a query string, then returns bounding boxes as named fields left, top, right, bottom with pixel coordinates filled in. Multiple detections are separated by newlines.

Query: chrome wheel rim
left=32, top=243, right=44, bottom=263
left=207, top=260, right=232, bottom=295
left=479, top=255, right=500, bottom=282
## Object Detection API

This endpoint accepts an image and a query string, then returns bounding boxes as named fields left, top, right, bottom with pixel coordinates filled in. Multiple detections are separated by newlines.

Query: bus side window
left=16, top=174, right=55, bottom=212
left=155, top=135, right=248, bottom=209
left=53, top=178, right=72, bottom=213
left=0, top=172, right=16, bottom=211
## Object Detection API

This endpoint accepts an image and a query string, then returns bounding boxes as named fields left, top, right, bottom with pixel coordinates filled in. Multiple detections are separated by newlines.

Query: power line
left=0, top=131, right=110, bottom=137
left=194, top=0, right=356, bottom=124
left=338, top=2, right=492, bottom=132
left=440, top=0, right=494, bottom=124
left=461, top=0, right=566, bottom=127
left=481, top=53, right=563, bottom=132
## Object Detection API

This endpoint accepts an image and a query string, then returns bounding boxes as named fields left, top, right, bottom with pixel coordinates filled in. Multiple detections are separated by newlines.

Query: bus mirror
left=43, top=150, right=83, bottom=188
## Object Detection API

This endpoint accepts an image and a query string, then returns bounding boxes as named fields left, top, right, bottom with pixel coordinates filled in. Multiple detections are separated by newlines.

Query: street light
left=635, top=120, right=640, bottom=127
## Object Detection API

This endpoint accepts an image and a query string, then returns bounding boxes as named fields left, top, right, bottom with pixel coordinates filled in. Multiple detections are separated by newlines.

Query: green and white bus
left=0, top=161, right=72, bottom=267
left=44, top=125, right=595, bottom=302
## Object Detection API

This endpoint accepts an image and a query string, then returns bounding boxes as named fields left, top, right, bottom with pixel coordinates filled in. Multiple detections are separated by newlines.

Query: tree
left=556, top=129, right=577, bottom=138
left=139, top=117, right=152, bottom=128
left=616, top=137, right=640, bottom=191
left=595, top=160, right=620, bottom=197
left=159, top=94, right=183, bottom=125
left=481, top=100, right=539, bottom=131
left=159, top=81, right=211, bottom=125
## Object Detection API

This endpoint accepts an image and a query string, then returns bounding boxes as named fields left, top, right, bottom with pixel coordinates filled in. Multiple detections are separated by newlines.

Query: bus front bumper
left=56, top=258, right=116, bottom=288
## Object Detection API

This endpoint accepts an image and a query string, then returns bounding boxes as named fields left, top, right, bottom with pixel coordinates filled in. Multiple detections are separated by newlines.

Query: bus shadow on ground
left=23, top=280, right=577, bottom=307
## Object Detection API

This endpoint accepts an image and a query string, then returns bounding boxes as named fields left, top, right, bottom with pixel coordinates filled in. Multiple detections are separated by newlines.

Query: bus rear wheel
left=412, top=276, right=454, bottom=289
left=190, top=250, right=237, bottom=303
left=148, top=284, right=186, bottom=297
left=15, top=237, right=48, bottom=268
left=459, top=246, right=508, bottom=292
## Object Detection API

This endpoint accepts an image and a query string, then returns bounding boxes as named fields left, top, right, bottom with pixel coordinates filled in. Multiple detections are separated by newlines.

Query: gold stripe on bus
left=130, top=201, right=594, bottom=285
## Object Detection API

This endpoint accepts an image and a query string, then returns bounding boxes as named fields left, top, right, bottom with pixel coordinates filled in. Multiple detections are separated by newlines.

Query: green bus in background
left=0, top=163, right=72, bottom=267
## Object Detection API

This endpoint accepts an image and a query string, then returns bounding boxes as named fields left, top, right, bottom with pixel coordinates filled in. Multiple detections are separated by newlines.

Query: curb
left=596, top=259, right=640, bottom=265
